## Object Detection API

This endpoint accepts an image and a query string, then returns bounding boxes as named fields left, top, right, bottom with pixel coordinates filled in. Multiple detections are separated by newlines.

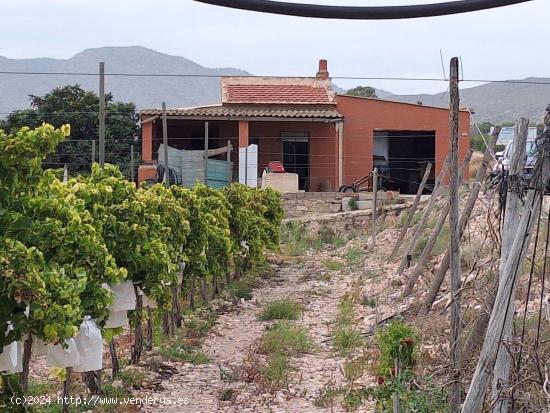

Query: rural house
left=138, top=60, right=470, bottom=193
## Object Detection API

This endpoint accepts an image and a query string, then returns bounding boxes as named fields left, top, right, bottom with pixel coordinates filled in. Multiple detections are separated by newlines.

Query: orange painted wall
left=139, top=98, right=469, bottom=190
left=248, top=121, right=337, bottom=191
left=336, top=95, right=470, bottom=185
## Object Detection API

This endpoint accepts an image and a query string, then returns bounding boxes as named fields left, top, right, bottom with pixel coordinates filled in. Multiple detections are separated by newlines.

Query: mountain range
left=1, top=46, right=548, bottom=124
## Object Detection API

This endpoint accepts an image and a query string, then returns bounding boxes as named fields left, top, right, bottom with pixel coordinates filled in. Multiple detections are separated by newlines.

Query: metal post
left=244, top=146, right=249, bottom=186
left=98, top=62, right=106, bottom=168
left=91, top=139, right=96, bottom=169
left=226, top=140, right=231, bottom=185
left=161, top=102, right=169, bottom=186
left=204, top=122, right=209, bottom=185
left=371, top=167, right=378, bottom=247
left=448, top=56, right=462, bottom=413
left=130, top=145, right=135, bottom=184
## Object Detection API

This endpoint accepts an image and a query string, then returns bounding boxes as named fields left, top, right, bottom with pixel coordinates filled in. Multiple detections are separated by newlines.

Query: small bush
left=374, top=320, right=417, bottom=377
left=348, top=198, right=359, bottom=211
left=226, top=280, right=254, bottom=300
left=259, top=300, right=302, bottom=321
left=262, top=354, right=290, bottom=384
left=361, top=295, right=377, bottom=308
left=346, top=246, right=364, bottom=267
left=333, top=327, right=363, bottom=356
left=259, top=322, right=313, bottom=356
left=324, top=259, right=345, bottom=271
left=158, top=342, right=210, bottom=364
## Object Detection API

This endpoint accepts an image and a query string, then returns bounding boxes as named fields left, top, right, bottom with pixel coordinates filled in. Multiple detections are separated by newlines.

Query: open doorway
left=282, top=133, right=309, bottom=191
left=373, top=130, right=435, bottom=194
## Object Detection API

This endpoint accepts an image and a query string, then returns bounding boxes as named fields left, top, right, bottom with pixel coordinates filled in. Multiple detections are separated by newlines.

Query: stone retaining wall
left=282, top=204, right=408, bottom=238
left=281, top=192, right=344, bottom=218
left=281, top=191, right=402, bottom=219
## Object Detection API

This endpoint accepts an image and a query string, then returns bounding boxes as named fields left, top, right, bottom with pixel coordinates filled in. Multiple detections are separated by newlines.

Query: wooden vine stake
left=62, top=368, right=72, bottom=413
left=448, top=57, right=462, bottom=413
left=20, top=334, right=33, bottom=390
left=395, top=155, right=452, bottom=275
left=492, top=117, right=529, bottom=412
left=417, top=128, right=499, bottom=306
left=388, top=162, right=432, bottom=260
left=130, top=285, right=144, bottom=364
left=406, top=127, right=498, bottom=298
left=461, top=106, right=550, bottom=413
left=371, top=167, right=378, bottom=248
left=109, top=339, right=120, bottom=376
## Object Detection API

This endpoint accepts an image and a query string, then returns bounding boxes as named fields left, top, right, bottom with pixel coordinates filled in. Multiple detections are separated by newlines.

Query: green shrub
left=259, top=322, right=313, bottom=356
left=374, top=320, right=417, bottom=377
left=324, top=259, right=345, bottom=271
left=348, top=198, right=359, bottom=211
left=226, top=279, right=254, bottom=300
left=333, top=327, right=363, bottom=356
left=259, top=300, right=302, bottom=321
left=159, top=342, right=210, bottom=364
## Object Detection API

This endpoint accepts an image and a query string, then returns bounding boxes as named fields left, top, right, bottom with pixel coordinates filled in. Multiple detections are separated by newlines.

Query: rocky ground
left=140, top=237, right=382, bottom=413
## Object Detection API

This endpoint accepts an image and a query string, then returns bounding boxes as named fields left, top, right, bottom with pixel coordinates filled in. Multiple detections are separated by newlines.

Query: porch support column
left=238, top=121, right=249, bottom=148
left=336, top=121, right=344, bottom=188
left=137, top=120, right=156, bottom=184
left=142, top=121, right=153, bottom=162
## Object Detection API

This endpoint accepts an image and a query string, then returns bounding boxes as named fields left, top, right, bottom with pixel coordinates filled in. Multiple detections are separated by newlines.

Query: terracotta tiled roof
left=225, top=84, right=332, bottom=104
left=140, top=105, right=342, bottom=120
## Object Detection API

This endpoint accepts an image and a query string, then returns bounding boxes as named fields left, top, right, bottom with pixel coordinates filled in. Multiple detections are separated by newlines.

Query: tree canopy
left=0, top=85, right=140, bottom=176
left=346, top=85, right=378, bottom=98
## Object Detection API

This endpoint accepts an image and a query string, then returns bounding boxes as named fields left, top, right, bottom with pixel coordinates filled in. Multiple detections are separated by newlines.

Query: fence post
left=448, top=56, right=462, bottom=413
left=204, top=122, right=209, bottom=185
left=226, top=139, right=231, bottom=185
left=161, top=102, right=169, bottom=186
left=98, top=62, right=105, bottom=168
left=371, top=167, right=378, bottom=248
left=91, top=139, right=95, bottom=170
left=389, top=162, right=432, bottom=259
left=130, top=145, right=135, bottom=184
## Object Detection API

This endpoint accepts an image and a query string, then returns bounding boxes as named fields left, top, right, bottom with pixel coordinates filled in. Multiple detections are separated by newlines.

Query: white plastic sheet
left=32, top=338, right=49, bottom=356
left=73, top=317, right=103, bottom=372
left=104, top=310, right=129, bottom=328
left=139, top=288, right=157, bottom=309
left=0, top=322, right=18, bottom=372
left=46, top=338, right=80, bottom=368
left=6, top=341, right=24, bottom=374
left=110, top=280, right=136, bottom=312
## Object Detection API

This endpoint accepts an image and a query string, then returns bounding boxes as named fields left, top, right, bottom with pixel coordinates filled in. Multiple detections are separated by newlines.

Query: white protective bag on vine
left=104, top=310, right=129, bottom=328
left=32, top=337, right=49, bottom=356
left=138, top=287, right=157, bottom=309
left=177, top=262, right=186, bottom=285
left=73, top=317, right=103, bottom=372
left=6, top=340, right=24, bottom=374
left=46, top=338, right=80, bottom=368
left=110, top=280, right=136, bottom=312
left=0, top=322, right=18, bottom=372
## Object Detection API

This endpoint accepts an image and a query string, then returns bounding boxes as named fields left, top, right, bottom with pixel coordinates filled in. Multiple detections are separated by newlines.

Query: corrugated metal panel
left=158, top=144, right=232, bottom=188
left=492, top=126, right=538, bottom=145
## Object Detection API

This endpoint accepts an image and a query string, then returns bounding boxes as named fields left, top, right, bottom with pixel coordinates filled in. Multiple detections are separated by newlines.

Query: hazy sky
left=1, top=0, right=547, bottom=94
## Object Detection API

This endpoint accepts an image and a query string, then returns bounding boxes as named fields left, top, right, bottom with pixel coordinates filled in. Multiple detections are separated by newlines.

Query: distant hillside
left=1, top=46, right=548, bottom=124
left=0, top=46, right=249, bottom=115
left=381, top=79, right=550, bottom=124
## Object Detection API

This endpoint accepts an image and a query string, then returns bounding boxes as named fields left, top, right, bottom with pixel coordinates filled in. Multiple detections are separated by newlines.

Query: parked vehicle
left=492, top=139, right=538, bottom=181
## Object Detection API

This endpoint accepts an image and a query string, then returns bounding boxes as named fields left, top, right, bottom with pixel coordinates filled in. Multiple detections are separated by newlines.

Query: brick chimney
left=316, top=59, right=329, bottom=80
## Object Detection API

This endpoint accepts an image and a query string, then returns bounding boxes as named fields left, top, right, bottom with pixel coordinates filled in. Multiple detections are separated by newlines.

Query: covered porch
left=139, top=106, right=344, bottom=192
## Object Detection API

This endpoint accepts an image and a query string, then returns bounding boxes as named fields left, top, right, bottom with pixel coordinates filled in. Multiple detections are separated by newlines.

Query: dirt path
left=141, top=238, right=383, bottom=413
